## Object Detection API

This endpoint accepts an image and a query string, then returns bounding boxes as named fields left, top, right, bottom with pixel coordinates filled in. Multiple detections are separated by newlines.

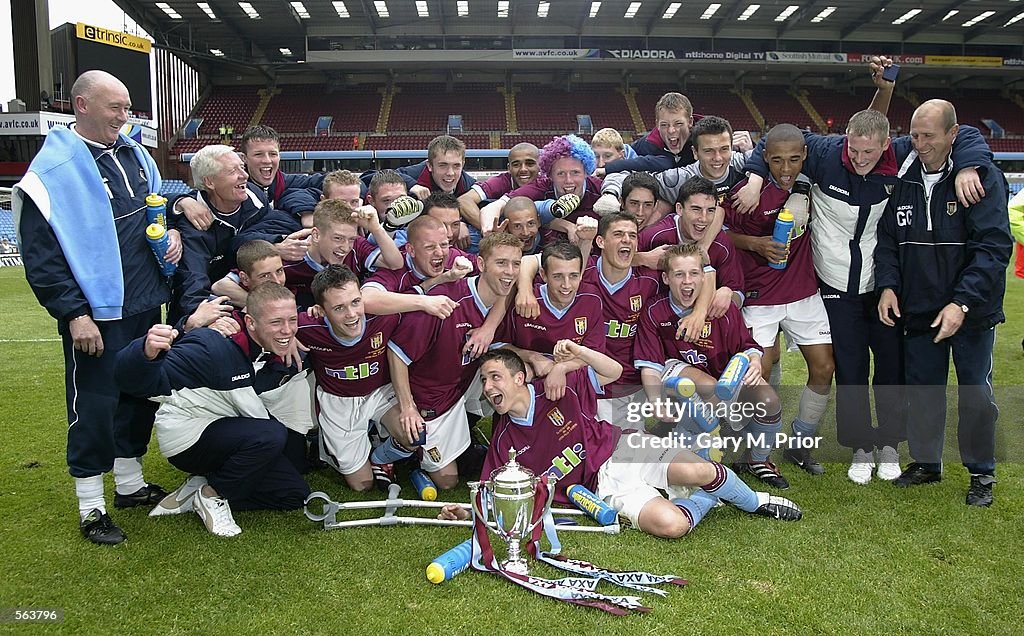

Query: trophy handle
left=468, top=480, right=501, bottom=538
left=526, top=473, right=558, bottom=535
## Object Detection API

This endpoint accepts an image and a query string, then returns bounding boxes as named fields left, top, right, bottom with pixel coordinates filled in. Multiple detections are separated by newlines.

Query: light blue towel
left=13, top=127, right=160, bottom=320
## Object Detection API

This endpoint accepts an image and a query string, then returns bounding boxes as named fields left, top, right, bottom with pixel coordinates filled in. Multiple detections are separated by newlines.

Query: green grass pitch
left=1, top=265, right=1022, bottom=633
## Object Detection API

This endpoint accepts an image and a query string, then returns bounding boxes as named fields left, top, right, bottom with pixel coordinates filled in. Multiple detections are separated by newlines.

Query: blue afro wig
left=539, top=134, right=597, bottom=178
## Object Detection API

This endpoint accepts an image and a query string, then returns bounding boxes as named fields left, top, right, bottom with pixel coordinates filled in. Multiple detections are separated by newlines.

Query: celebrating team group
left=12, top=54, right=1011, bottom=546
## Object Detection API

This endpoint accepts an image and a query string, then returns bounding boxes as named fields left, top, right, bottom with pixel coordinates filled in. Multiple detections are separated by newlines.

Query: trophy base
left=501, top=558, right=529, bottom=576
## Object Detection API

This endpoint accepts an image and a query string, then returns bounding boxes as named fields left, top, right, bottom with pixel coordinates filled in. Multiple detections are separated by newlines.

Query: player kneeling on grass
left=373, top=233, right=523, bottom=490
left=115, top=283, right=312, bottom=538
left=635, top=243, right=789, bottom=490
left=439, top=345, right=800, bottom=538
left=297, top=265, right=401, bottom=491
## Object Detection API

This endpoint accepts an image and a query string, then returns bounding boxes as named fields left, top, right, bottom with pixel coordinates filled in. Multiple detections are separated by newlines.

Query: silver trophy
left=469, top=448, right=556, bottom=575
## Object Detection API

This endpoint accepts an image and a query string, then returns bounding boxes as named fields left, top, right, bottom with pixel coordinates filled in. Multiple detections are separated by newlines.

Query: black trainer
left=966, top=475, right=994, bottom=507
left=893, top=462, right=942, bottom=488
left=371, top=462, right=396, bottom=493
left=733, top=454, right=790, bottom=489
left=306, top=430, right=327, bottom=472
left=751, top=492, right=802, bottom=521
left=113, top=483, right=169, bottom=509
left=80, top=509, right=126, bottom=545
left=783, top=446, right=825, bottom=475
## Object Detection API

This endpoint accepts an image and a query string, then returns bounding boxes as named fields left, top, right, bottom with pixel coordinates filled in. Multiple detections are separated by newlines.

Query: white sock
left=797, top=387, right=830, bottom=427
left=75, top=475, right=106, bottom=519
left=113, top=457, right=146, bottom=496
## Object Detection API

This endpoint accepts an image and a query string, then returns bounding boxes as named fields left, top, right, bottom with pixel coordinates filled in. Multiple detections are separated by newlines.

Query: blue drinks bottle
left=768, top=209, right=795, bottom=270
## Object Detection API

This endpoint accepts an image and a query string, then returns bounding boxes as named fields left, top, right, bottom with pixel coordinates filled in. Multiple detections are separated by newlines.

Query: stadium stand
left=159, top=180, right=191, bottom=197
left=171, top=79, right=1024, bottom=160
left=193, top=85, right=261, bottom=135
left=805, top=87, right=918, bottom=133
left=389, top=83, right=504, bottom=132
left=684, top=86, right=760, bottom=133
left=549, top=84, right=634, bottom=132
left=514, top=84, right=587, bottom=132
left=0, top=208, right=15, bottom=243
left=502, top=133, right=563, bottom=148
left=363, top=134, right=492, bottom=151
left=261, top=84, right=383, bottom=134
left=991, top=139, right=1024, bottom=152
left=258, top=85, right=326, bottom=133
left=928, top=89, right=1024, bottom=136
left=751, top=89, right=816, bottom=132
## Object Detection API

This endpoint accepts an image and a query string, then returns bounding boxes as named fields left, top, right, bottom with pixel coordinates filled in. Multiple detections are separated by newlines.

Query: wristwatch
left=958, top=303, right=969, bottom=314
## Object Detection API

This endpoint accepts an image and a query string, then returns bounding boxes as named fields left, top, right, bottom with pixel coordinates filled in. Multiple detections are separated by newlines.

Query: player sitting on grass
left=439, top=345, right=801, bottom=538
left=635, top=243, right=789, bottom=489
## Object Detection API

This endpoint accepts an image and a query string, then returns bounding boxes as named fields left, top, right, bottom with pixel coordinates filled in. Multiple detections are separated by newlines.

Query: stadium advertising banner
left=847, top=53, right=925, bottom=65
left=924, top=55, right=1002, bottom=67
left=1006, top=58, right=1024, bottom=67
left=0, top=114, right=42, bottom=134
left=512, top=49, right=601, bottom=59
left=765, top=51, right=848, bottom=64
left=0, top=113, right=157, bottom=147
left=75, top=22, right=153, bottom=116
left=75, top=23, right=151, bottom=53
left=604, top=50, right=765, bottom=61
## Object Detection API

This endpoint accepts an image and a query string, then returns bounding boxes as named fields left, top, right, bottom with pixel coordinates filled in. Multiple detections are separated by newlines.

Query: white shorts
left=420, top=396, right=471, bottom=473
left=317, top=384, right=396, bottom=475
left=463, top=373, right=493, bottom=418
left=596, top=389, right=646, bottom=428
left=596, top=432, right=686, bottom=528
left=742, top=293, right=832, bottom=349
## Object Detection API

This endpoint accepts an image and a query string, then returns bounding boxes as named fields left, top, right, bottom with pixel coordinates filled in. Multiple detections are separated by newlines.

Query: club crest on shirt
left=547, top=407, right=565, bottom=427
left=701, top=322, right=712, bottom=339
left=946, top=201, right=957, bottom=216
left=370, top=331, right=383, bottom=349
left=426, top=447, right=442, bottom=463
left=575, top=317, right=587, bottom=335
left=630, top=295, right=643, bottom=312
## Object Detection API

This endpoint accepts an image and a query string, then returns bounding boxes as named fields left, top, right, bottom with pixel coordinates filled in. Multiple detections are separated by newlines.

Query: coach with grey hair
left=171, top=144, right=299, bottom=321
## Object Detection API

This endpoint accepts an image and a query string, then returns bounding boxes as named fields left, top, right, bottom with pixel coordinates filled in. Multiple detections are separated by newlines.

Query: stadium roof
left=113, top=0, right=1024, bottom=67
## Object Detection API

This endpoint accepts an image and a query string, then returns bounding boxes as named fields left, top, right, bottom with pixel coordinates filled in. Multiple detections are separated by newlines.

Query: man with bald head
left=875, top=99, right=1011, bottom=507
left=500, top=196, right=542, bottom=255
left=13, top=70, right=178, bottom=544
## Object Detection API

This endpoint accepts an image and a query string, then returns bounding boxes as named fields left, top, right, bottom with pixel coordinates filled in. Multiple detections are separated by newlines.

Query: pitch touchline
left=0, top=338, right=61, bottom=343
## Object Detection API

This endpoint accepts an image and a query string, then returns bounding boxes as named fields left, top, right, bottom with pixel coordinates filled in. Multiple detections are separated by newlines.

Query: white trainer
left=149, top=475, right=208, bottom=517
left=847, top=448, right=875, bottom=485
left=193, top=488, right=241, bottom=537
left=876, top=445, right=902, bottom=481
